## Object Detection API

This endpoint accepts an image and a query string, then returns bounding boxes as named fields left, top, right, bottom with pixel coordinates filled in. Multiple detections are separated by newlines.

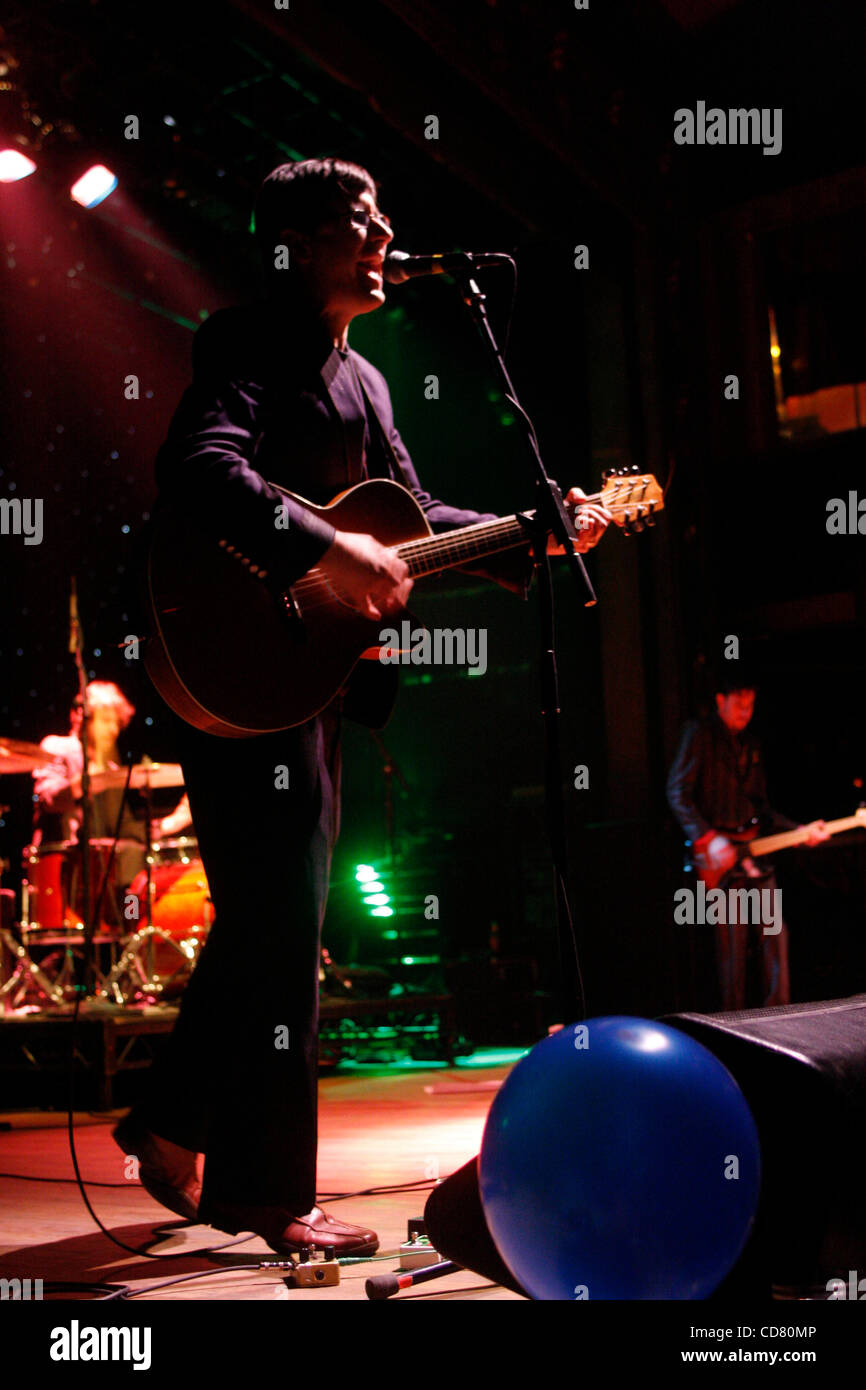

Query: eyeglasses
left=345, top=206, right=391, bottom=231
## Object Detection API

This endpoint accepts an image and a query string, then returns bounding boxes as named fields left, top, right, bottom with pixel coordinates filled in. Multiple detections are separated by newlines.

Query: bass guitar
left=693, top=808, right=866, bottom=890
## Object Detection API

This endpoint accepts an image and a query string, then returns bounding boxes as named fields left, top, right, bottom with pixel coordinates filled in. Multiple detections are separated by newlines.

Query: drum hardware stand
left=0, top=812, right=67, bottom=1012
left=99, top=923, right=200, bottom=1004
left=1, top=856, right=117, bottom=1013
left=69, top=576, right=99, bottom=1001
left=0, top=927, right=68, bottom=1010
left=99, top=762, right=195, bottom=1005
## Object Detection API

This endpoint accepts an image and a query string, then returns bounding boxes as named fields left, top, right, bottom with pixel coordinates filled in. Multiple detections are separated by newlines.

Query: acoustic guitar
left=144, top=472, right=663, bottom=737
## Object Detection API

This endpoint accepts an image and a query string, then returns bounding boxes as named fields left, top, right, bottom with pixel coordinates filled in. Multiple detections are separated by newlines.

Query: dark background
left=2, top=0, right=865, bottom=1032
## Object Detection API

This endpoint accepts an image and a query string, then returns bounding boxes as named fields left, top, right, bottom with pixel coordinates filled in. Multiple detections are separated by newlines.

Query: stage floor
left=0, top=1050, right=524, bottom=1302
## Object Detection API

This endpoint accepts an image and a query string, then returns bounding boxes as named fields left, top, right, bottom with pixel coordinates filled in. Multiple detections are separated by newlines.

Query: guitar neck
left=749, top=815, right=863, bottom=857
left=394, top=474, right=663, bottom=577
left=397, top=513, right=531, bottom=578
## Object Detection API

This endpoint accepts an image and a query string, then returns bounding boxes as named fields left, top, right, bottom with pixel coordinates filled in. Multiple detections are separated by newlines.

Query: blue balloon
left=479, top=1016, right=761, bottom=1299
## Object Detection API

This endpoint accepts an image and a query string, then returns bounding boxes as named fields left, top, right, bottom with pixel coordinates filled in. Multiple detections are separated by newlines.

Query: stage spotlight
left=70, top=164, right=117, bottom=208
left=0, top=149, right=37, bottom=182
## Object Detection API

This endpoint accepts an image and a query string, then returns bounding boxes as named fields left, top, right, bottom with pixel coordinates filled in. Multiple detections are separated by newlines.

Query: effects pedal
left=399, top=1218, right=438, bottom=1270
left=285, top=1245, right=340, bottom=1289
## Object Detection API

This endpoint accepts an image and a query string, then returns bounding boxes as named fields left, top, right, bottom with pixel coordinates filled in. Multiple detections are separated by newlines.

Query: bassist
left=666, top=671, right=828, bottom=1010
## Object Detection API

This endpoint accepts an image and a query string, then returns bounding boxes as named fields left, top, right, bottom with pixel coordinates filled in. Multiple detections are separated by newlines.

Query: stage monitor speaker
left=662, top=994, right=866, bottom=1299
left=424, top=1158, right=527, bottom=1297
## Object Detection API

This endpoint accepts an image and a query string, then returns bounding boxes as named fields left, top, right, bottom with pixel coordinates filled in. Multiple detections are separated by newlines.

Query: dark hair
left=714, top=667, right=758, bottom=696
left=253, top=158, right=376, bottom=264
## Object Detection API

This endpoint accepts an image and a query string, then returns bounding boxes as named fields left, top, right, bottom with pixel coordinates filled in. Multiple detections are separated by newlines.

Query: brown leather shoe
left=113, top=1112, right=203, bottom=1222
left=200, top=1200, right=379, bottom=1256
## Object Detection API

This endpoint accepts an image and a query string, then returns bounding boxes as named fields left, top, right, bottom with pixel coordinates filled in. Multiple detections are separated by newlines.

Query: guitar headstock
left=600, top=469, right=665, bottom=533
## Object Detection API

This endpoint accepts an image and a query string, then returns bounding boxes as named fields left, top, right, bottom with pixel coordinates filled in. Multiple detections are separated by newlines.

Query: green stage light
left=371, top=906, right=394, bottom=917
left=363, top=893, right=390, bottom=907
left=355, top=865, right=377, bottom=882
left=362, top=881, right=384, bottom=893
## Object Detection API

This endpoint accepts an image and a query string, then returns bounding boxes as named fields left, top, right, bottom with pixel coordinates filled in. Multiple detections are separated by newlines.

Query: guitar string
left=291, top=487, right=610, bottom=592
left=288, top=490, right=658, bottom=592
left=284, top=493, right=660, bottom=614
left=291, top=517, right=525, bottom=594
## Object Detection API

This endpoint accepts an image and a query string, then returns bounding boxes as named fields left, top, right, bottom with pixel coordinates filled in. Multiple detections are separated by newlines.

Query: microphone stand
left=449, top=258, right=595, bottom=1020
left=368, top=730, right=410, bottom=879
left=368, top=729, right=410, bottom=962
left=69, top=578, right=94, bottom=999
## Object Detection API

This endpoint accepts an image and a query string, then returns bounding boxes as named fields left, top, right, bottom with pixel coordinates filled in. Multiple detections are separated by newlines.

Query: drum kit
left=0, top=736, right=213, bottom=1012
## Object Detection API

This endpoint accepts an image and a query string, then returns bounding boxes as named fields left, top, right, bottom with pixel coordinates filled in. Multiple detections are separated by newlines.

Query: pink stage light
left=70, top=164, right=118, bottom=208
left=0, top=149, right=37, bottom=182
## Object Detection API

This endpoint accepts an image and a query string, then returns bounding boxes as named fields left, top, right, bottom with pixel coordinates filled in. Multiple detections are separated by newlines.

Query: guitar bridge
left=274, top=584, right=307, bottom=639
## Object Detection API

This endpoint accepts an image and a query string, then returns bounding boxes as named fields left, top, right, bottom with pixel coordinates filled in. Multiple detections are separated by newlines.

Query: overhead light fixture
left=0, top=148, right=37, bottom=182
left=70, top=164, right=118, bottom=208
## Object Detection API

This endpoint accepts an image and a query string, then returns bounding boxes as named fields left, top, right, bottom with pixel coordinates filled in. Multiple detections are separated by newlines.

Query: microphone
left=383, top=249, right=513, bottom=284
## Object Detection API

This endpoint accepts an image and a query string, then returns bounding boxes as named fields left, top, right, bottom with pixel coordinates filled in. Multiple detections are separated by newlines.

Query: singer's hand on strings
left=548, top=488, right=613, bottom=555
left=319, top=530, right=413, bottom=620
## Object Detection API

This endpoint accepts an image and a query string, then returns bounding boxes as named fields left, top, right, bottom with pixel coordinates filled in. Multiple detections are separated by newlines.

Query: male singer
left=116, top=158, right=611, bottom=1255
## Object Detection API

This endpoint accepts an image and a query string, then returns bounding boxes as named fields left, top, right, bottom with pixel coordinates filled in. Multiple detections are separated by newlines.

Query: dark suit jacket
left=154, top=298, right=533, bottom=594
left=666, top=712, right=797, bottom=844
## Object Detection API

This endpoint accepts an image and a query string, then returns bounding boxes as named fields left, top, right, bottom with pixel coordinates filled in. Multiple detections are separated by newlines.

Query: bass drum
left=127, top=850, right=213, bottom=983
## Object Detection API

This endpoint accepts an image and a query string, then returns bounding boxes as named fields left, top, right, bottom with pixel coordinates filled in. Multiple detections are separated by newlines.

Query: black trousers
left=133, top=703, right=341, bottom=1212
left=714, top=869, right=790, bottom=1012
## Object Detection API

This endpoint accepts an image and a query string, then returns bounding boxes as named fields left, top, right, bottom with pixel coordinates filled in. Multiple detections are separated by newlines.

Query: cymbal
left=0, top=737, right=64, bottom=775
left=88, top=762, right=185, bottom=793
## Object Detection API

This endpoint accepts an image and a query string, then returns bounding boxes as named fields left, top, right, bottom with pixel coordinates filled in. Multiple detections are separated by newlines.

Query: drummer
left=32, top=681, right=192, bottom=915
